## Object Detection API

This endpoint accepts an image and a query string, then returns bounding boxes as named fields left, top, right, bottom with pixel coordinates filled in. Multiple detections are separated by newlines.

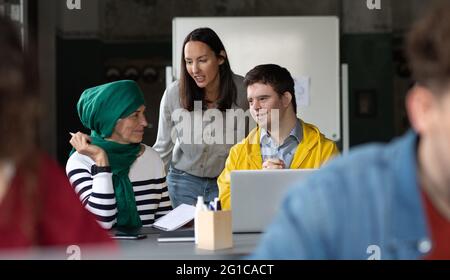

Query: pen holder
left=197, top=210, right=233, bottom=250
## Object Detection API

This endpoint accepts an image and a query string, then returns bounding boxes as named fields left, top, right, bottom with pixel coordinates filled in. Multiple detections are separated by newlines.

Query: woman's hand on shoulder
left=69, top=132, right=109, bottom=166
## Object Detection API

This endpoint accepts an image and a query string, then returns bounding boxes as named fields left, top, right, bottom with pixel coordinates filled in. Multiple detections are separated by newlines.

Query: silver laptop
left=230, top=169, right=316, bottom=233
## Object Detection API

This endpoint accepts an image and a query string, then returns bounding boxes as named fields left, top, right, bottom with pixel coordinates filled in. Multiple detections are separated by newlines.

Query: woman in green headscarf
left=66, top=80, right=172, bottom=229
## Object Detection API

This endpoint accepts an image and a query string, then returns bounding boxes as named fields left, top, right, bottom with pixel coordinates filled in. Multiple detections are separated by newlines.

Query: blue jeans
left=166, top=167, right=218, bottom=208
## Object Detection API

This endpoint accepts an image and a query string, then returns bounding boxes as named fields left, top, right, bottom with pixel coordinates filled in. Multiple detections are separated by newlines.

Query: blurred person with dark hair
left=252, top=1, right=450, bottom=259
left=153, top=28, right=250, bottom=207
left=218, top=64, right=339, bottom=210
left=0, top=16, right=113, bottom=249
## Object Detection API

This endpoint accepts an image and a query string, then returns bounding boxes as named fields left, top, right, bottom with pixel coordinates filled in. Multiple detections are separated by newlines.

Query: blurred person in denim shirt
left=252, top=1, right=450, bottom=260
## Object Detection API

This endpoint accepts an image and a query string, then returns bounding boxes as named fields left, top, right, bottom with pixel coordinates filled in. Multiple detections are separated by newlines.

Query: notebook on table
left=152, top=204, right=195, bottom=231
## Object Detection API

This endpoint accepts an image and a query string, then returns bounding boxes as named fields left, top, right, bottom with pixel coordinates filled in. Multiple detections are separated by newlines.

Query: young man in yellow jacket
left=218, top=64, right=339, bottom=210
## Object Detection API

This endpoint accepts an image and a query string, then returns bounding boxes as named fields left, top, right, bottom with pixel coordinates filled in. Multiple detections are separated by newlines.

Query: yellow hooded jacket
left=218, top=120, right=339, bottom=210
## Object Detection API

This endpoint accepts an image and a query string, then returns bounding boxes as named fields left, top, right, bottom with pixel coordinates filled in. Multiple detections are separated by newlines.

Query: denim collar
left=388, top=130, right=430, bottom=258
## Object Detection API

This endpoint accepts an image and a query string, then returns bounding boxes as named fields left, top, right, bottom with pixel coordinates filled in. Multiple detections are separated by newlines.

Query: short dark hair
left=179, top=27, right=237, bottom=111
left=244, top=64, right=297, bottom=114
left=406, top=1, right=450, bottom=95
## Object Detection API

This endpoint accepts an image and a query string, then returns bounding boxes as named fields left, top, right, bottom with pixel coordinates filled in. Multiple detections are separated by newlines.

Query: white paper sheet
left=294, top=76, right=311, bottom=107
left=152, top=204, right=195, bottom=231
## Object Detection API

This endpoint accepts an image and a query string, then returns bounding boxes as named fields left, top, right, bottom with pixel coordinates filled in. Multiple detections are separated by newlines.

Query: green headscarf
left=76, top=80, right=145, bottom=229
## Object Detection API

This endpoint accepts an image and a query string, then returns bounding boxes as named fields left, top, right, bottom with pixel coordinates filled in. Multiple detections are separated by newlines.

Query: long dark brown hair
left=179, top=27, right=237, bottom=111
left=0, top=16, right=39, bottom=161
left=0, top=16, right=41, bottom=243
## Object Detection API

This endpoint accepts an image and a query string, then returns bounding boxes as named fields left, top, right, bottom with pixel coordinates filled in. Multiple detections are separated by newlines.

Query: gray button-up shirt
left=260, top=119, right=303, bottom=168
left=153, top=74, right=252, bottom=178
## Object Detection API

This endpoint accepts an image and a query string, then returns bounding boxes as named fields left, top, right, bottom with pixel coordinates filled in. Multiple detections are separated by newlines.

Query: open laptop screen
left=230, top=169, right=316, bottom=233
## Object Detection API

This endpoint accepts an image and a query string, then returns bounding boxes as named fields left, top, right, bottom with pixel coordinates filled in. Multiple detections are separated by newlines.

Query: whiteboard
left=173, top=17, right=340, bottom=141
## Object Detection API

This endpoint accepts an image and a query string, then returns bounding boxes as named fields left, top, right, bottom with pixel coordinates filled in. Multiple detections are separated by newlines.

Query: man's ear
left=218, top=50, right=226, bottom=65
left=282, top=91, right=293, bottom=108
left=406, top=85, right=436, bottom=133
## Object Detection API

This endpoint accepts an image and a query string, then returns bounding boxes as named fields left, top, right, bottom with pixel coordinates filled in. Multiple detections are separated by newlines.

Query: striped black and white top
left=66, top=144, right=172, bottom=229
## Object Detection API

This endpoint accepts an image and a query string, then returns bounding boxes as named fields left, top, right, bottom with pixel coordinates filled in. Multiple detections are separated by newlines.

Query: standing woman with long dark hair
left=154, top=28, right=250, bottom=207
